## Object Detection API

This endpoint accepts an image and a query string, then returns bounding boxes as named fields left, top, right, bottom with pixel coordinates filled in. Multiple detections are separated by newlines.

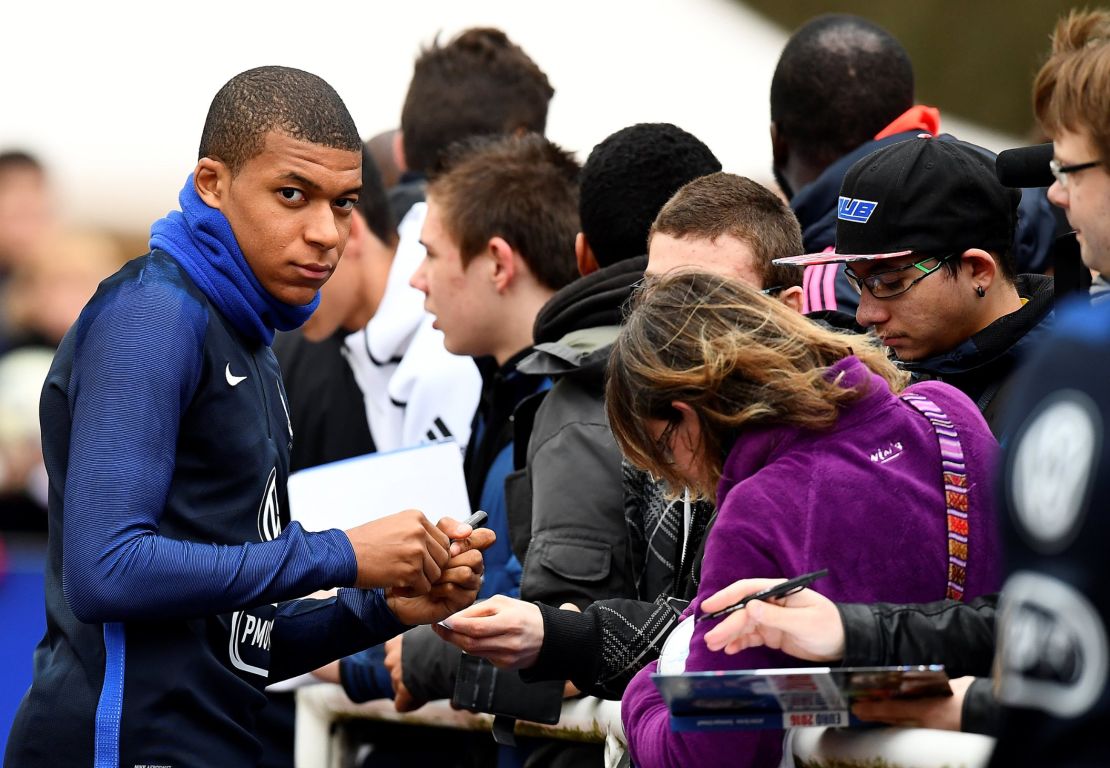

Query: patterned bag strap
left=900, top=392, right=970, bottom=601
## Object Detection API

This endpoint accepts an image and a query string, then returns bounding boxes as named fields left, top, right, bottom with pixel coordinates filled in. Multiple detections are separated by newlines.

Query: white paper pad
left=288, top=440, right=470, bottom=532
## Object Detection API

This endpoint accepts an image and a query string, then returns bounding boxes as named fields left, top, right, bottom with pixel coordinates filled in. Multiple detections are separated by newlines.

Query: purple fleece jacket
left=622, top=357, right=1002, bottom=768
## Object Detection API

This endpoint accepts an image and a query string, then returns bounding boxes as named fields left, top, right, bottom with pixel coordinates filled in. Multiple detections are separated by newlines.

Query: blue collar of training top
left=149, top=174, right=319, bottom=346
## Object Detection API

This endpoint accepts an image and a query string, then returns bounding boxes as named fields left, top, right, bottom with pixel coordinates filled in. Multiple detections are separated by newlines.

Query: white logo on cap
left=838, top=196, right=878, bottom=223
left=1009, top=390, right=1101, bottom=554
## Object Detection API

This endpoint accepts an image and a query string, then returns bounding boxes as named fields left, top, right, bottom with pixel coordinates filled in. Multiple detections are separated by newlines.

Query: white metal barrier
left=295, top=684, right=626, bottom=768
left=791, top=726, right=995, bottom=768
left=295, top=683, right=996, bottom=768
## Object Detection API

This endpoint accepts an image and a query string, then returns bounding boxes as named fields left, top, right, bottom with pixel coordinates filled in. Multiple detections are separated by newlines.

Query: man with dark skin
left=4, top=66, right=492, bottom=768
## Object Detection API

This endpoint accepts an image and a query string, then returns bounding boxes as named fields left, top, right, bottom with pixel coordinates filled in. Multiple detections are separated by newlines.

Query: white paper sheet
left=288, top=439, right=470, bottom=532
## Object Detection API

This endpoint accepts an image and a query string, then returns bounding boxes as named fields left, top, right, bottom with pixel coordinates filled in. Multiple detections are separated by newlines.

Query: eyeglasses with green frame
left=844, top=253, right=957, bottom=299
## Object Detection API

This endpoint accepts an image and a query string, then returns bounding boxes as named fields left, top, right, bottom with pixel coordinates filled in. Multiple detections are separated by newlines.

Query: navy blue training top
left=5, top=252, right=406, bottom=768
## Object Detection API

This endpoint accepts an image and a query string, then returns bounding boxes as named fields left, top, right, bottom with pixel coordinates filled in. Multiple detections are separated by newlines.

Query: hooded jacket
left=900, top=273, right=1054, bottom=434
left=513, top=258, right=718, bottom=700
left=504, top=256, right=646, bottom=608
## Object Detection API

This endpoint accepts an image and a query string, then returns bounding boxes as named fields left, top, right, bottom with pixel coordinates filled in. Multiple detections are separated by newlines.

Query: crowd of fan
left=3, top=8, right=1109, bottom=768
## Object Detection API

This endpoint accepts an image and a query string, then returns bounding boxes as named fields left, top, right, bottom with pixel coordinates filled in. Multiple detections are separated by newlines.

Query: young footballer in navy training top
left=3, top=66, right=493, bottom=768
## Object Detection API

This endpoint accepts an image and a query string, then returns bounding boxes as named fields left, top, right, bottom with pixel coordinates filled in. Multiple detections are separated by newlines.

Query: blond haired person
left=609, top=271, right=1002, bottom=768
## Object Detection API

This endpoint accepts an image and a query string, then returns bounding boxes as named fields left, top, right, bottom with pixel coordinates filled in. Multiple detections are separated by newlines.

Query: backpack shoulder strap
left=900, top=392, right=971, bottom=601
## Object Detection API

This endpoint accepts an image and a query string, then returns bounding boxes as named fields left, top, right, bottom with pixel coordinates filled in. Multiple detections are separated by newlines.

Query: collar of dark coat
left=900, top=273, right=1055, bottom=379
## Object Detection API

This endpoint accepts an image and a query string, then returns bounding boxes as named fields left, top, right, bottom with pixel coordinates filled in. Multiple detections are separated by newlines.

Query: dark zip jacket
left=506, top=256, right=645, bottom=608
left=514, top=258, right=716, bottom=698
left=900, top=273, right=1054, bottom=434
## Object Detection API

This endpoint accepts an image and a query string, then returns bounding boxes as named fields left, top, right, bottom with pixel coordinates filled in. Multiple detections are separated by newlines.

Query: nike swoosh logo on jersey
left=226, top=363, right=248, bottom=387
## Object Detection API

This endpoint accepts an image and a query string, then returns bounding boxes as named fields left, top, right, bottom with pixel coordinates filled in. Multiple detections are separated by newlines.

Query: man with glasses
left=1044, top=128, right=1110, bottom=281
left=777, top=136, right=1054, bottom=434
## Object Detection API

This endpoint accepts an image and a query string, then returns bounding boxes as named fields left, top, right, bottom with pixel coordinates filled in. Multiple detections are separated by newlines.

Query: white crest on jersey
left=1009, top=390, right=1101, bottom=554
left=257, top=466, right=282, bottom=542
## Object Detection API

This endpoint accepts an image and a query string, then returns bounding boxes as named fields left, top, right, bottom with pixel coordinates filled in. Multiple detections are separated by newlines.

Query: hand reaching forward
left=701, top=578, right=846, bottom=662
left=432, top=593, right=546, bottom=669
left=383, top=635, right=423, bottom=712
left=345, top=509, right=450, bottom=593
left=386, top=517, right=496, bottom=626
left=852, top=675, right=973, bottom=731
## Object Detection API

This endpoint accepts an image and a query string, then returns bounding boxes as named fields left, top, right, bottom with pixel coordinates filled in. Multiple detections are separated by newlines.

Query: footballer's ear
left=194, top=157, right=231, bottom=209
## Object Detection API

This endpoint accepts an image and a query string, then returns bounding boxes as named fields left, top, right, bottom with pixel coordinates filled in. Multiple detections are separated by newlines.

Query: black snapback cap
left=775, top=136, right=1021, bottom=267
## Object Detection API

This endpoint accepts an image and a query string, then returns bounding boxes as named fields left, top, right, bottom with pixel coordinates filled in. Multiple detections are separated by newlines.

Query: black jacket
left=900, top=273, right=1054, bottom=435
left=839, top=595, right=999, bottom=735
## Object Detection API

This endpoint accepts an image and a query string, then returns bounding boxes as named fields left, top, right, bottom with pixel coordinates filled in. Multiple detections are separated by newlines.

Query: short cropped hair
left=427, top=133, right=579, bottom=292
left=1034, top=9, right=1110, bottom=163
left=401, top=28, right=554, bottom=174
left=649, top=173, right=804, bottom=290
left=771, top=15, right=913, bottom=168
left=579, top=123, right=721, bottom=268
left=358, top=146, right=398, bottom=248
left=199, top=66, right=360, bottom=174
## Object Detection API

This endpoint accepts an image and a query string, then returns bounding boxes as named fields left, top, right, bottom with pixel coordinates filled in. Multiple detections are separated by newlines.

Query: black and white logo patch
left=257, top=466, right=282, bottom=542
left=1008, top=390, right=1101, bottom=554
left=228, top=606, right=275, bottom=678
left=996, top=571, right=1108, bottom=718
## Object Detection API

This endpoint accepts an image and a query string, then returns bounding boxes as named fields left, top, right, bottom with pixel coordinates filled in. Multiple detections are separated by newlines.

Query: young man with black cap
left=770, top=15, right=1057, bottom=318
left=777, top=136, right=1054, bottom=433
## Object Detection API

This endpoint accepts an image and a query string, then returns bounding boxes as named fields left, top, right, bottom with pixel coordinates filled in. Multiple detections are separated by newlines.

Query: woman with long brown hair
left=609, top=270, right=1002, bottom=768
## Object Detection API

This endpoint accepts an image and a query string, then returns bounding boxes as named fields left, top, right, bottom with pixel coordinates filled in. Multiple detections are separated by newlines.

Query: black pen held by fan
left=697, top=569, right=829, bottom=622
